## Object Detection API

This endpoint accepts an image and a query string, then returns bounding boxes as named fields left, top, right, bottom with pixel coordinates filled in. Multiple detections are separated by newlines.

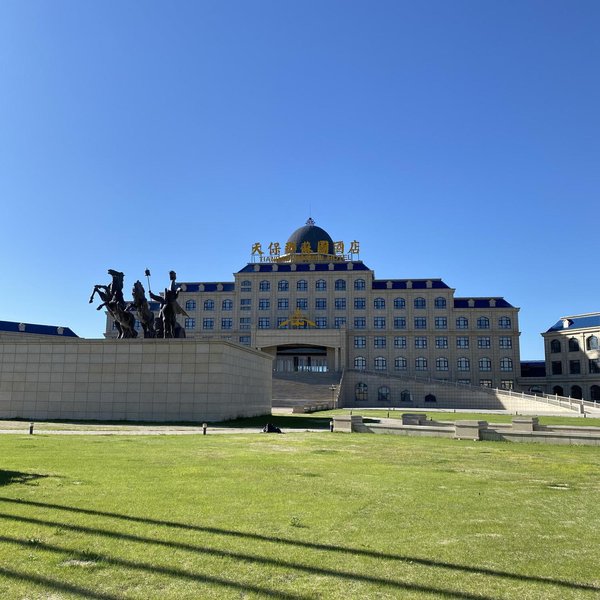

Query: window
left=479, top=357, right=492, bottom=371
left=354, top=356, right=366, bottom=370
left=394, top=336, right=407, bottom=349
left=355, top=381, right=368, bottom=400
left=550, top=339, right=561, bottom=353
left=277, top=298, right=289, bottom=310
left=457, top=379, right=471, bottom=385
left=435, top=337, right=448, bottom=349
left=296, top=298, right=308, bottom=310
left=414, top=297, right=426, bottom=309
left=434, top=317, right=447, bottom=329
left=480, top=380, right=493, bottom=388
left=571, top=385, right=583, bottom=400
left=374, top=297, right=385, bottom=309
left=589, top=359, right=600, bottom=374
left=456, top=337, right=469, bottom=349
left=258, top=299, right=270, bottom=310
left=568, top=338, right=580, bottom=352
left=354, top=336, right=366, bottom=348
left=259, top=280, right=270, bottom=292
left=354, top=298, right=366, bottom=310
left=239, top=336, right=251, bottom=346
left=297, top=280, right=308, bottom=291
left=315, top=317, right=327, bottom=328
left=477, top=317, right=490, bottom=329
left=394, top=317, right=406, bottom=329
left=335, top=298, right=346, bottom=310
left=334, top=317, right=346, bottom=329
left=499, top=316, right=511, bottom=329
left=221, top=318, right=232, bottom=330
left=457, top=357, right=470, bottom=371
left=401, top=389, right=412, bottom=402
left=277, top=317, right=287, bottom=328
left=374, top=336, right=386, bottom=349
left=456, top=317, right=468, bottom=329
left=335, top=279, right=346, bottom=291
left=184, top=318, right=195, bottom=329
left=374, top=356, right=387, bottom=370
left=354, top=279, right=366, bottom=290
left=415, top=317, right=427, bottom=329
left=239, top=317, right=251, bottom=330
left=202, top=318, right=214, bottom=330
left=278, top=280, right=289, bottom=292
left=425, top=393, right=437, bottom=403
left=552, top=385, right=564, bottom=396
left=185, top=300, right=196, bottom=311
left=499, top=336, right=512, bottom=349
left=378, top=386, right=391, bottom=402
left=222, top=299, right=233, bottom=311
left=569, top=360, right=581, bottom=374
left=552, top=361, right=563, bottom=375
left=315, top=279, right=326, bottom=291
left=415, top=357, right=428, bottom=371
left=315, top=298, right=327, bottom=310
left=591, top=385, right=600, bottom=401
left=395, top=357, right=407, bottom=371
left=374, top=317, right=386, bottom=329
left=415, top=337, right=427, bottom=349
left=436, top=357, right=449, bottom=371
left=354, top=317, right=366, bottom=329
left=434, top=297, right=447, bottom=309
left=241, top=280, right=251, bottom=292
left=134, top=320, right=141, bottom=331
left=204, top=300, right=214, bottom=311
left=258, top=318, right=270, bottom=329
left=500, top=357, right=513, bottom=372
left=478, top=337, right=491, bottom=349
left=394, top=297, right=406, bottom=309
left=240, top=298, right=251, bottom=311
left=587, top=335, right=599, bottom=351
left=501, top=380, right=514, bottom=390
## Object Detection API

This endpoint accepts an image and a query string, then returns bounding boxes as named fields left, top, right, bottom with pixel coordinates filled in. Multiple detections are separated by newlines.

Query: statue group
left=90, top=269, right=188, bottom=339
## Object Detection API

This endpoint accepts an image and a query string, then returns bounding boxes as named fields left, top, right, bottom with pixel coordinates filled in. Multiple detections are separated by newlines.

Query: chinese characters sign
left=250, top=239, right=360, bottom=262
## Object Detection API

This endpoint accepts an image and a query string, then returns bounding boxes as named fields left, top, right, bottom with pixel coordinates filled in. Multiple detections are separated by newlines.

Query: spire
left=306, top=217, right=315, bottom=226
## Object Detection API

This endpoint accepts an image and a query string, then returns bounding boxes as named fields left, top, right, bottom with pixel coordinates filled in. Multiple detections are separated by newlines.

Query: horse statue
left=128, top=281, right=155, bottom=338
left=89, top=270, right=137, bottom=339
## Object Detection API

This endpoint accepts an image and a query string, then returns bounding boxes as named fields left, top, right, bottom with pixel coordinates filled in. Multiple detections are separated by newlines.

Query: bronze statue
left=89, top=270, right=137, bottom=339
left=128, top=281, right=156, bottom=338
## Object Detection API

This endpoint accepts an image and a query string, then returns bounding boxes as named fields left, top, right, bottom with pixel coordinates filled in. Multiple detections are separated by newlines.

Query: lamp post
left=329, top=385, right=337, bottom=410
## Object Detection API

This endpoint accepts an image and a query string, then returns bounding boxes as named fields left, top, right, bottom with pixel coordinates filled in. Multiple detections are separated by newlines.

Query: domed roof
left=286, top=218, right=334, bottom=255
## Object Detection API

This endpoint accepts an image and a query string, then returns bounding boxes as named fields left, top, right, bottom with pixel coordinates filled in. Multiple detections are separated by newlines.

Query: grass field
left=1, top=432, right=599, bottom=599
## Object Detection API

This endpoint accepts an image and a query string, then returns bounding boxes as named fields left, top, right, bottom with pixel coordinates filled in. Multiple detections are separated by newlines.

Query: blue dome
left=286, top=219, right=334, bottom=254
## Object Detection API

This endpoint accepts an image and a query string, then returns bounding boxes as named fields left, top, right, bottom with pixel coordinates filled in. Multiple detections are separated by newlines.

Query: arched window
left=434, top=297, right=446, bottom=309
left=315, top=279, right=326, bottom=291
left=587, top=335, right=599, bottom=350
left=394, top=357, right=407, bottom=371
left=552, top=385, right=564, bottom=396
left=393, top=297, right=406, bottom=309
left=500, top=357, right=513, bottom=371
left=374, top=297, right=385, bottom=309
left=414, top=297, right=426, bottom=309
left=278, top=280, right=289, bottom=292
left=457, top=357, right=470, bottom=371
left=590, top=385, right=600, bottom=401
left=571, top=385, right=583, bottom=400
left=436, top=357, right=449, bottom=371
left=222, top=299, right=233, bottom=311
left=550, top=339, right=561, bottom=353
left=568, top=338, right=580, bottom=352
left=184, top=318, right=195, bottom=329
left=185, top=299, right=196, bottom=311
left=374, top=356, right=387, bottom=371
left=401, top=389, right=412, bottom=402
left=477, top=317, right=490, bottom=329
left=335, top=279, right=346, bottom=291
left=499, top=316, right=511, bottom=329
left=456, top=317, right=468, bottom=329
left=415, top=357, right=427, bottom=371
left=204, top=300, right=214, bottom=311
left=425, top=393, right=437, bottom=403
left=297, top=280, right=308, bottom=291
left=378, top=386, right=391, bottom=402
left=479, top=357, right=492, bottom=371
left=241, top=280, right=251, bottom=292
left=354, top=356, right=366, bottom=370
left=354, top=279, right=366, bottom=290
left=259, top=280, right=270, bottom=292
left=355, top=382, right=368, bottom=401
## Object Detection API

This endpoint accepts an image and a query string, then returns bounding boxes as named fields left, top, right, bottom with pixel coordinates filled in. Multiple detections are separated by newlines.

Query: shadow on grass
left=0, top=497, right=597, bottom=596
left=0, top=471, right=46, bottom=487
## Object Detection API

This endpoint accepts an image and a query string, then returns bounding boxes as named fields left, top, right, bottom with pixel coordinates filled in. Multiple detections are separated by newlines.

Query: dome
left=286, top=218, right=335, bottom=255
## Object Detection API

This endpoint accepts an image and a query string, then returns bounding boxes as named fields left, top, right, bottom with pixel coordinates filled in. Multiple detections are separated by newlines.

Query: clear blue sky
left=0, top=0, right=598, bottom=359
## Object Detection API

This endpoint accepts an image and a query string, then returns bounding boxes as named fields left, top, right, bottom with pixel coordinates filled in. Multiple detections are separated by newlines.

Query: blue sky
left=0, top=0, right=598, bottom=359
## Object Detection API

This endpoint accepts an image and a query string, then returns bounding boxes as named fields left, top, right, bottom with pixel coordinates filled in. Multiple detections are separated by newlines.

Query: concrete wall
left=0, top=338, right=272, bottom=422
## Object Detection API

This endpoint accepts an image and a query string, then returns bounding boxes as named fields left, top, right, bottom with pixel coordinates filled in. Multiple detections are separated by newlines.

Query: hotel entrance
left=274, top=345, right=329, bottom=373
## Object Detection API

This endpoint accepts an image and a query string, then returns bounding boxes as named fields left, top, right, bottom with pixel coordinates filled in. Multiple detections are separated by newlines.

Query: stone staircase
left=272, top=371, right=342, bottom=407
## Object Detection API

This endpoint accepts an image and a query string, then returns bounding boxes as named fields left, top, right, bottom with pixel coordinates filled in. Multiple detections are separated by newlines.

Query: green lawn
left=1, top=433, right=599, bottom=599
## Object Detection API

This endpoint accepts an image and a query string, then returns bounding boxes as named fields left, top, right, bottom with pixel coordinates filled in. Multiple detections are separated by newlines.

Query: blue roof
left=546, top=314, right=600, bottom=332
left=237, top=261, right=371, bottom=273
left=0, top=320, right=78, bottom=337
left=181, top=282, right=235, bottom=292
left=372, top=279, right=450, bottom=290
left=453, top=298, right=515, bottom=309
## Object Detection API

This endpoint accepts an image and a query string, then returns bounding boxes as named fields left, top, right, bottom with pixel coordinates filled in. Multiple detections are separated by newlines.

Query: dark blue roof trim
left=179, top=283, right=235, bottom=292
left=372, top=279, right=450, bottom=290
left=0, top=320, right=78, bottom=337
left=237, top=261, right=371, bottom=273
left=454, top=298, right=515, bottom=309
left=547, top=314, right=600, bottom=332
